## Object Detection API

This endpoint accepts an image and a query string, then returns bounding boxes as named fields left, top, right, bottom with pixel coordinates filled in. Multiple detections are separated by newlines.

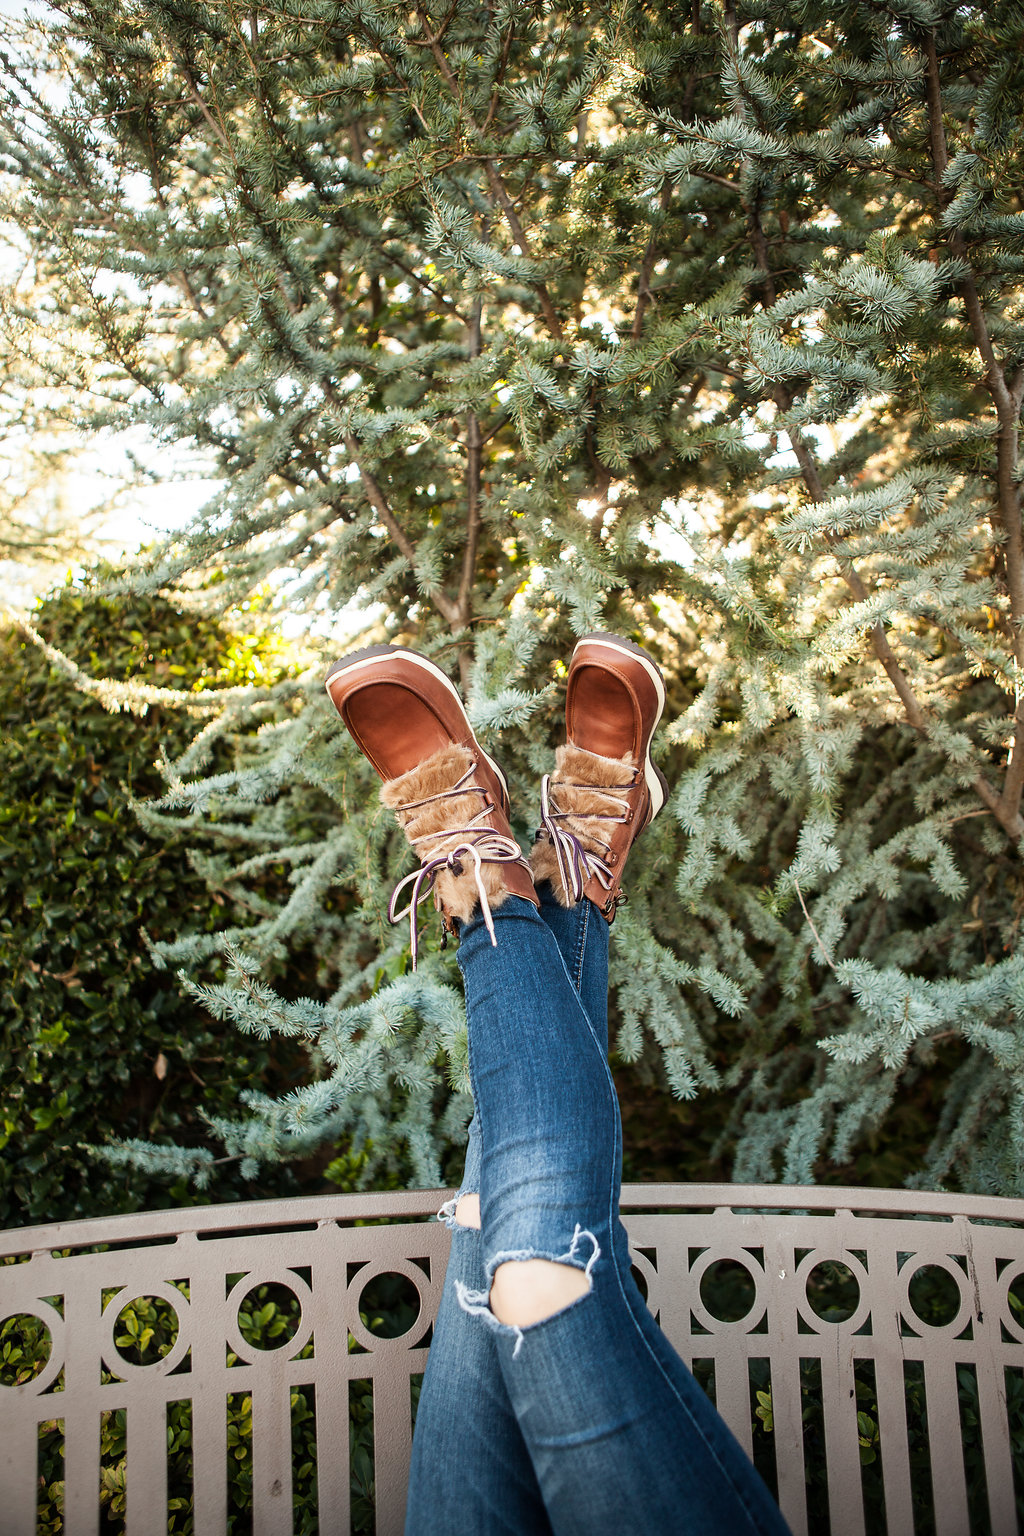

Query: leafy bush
left=0, top=577, right=310, bottom=1227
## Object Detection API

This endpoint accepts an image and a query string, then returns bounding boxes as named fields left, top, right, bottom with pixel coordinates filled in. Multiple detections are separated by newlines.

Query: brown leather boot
left=326, top=645, right=538, bottom=963
left=530, top=633, right=668, bottom=922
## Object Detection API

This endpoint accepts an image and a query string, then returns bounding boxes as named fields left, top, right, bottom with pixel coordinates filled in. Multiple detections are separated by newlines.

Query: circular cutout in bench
left=237, top=1281, right=304, bottom=1352
left=699, top=1258, right=759, bottom=1324
left=0, top=1311, right=54, bottom=1388
left=804, top=1260, right=860, bottom=1324
left=111, top=1292, right=181, bottom=1368
left=357, top=1270, right=423, bottom=1339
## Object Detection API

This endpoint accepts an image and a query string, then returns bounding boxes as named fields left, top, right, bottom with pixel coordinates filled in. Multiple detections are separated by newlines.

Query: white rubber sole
left=326, top=646, right=511, bottom=805
left=572, top=636, right=668, bottom=820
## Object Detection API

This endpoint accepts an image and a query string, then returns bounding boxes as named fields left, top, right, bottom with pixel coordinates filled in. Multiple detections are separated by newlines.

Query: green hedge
left=0, top=577, right=308, bottom=1228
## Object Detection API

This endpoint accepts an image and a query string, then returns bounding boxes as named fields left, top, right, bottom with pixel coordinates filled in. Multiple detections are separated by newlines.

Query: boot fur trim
left=530, top=743, right=637, bottom=907
left=380, top=742, right=476, bottom=813
left=381, top=742, right=517, bottom=923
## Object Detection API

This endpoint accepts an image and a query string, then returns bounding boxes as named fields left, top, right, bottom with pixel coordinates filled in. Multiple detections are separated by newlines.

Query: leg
left=405, top=890, right=606, bottom=1533
left=458, top=897, right=791, bottom=1536
left=406, top=1116, right=553, bottom=1535
left=489, top=884, right=612, bottom=1327
left=495, top=889, right=723, bottom=1464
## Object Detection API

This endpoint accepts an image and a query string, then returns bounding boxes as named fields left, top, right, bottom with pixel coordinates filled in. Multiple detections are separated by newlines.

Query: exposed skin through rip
left=452, top=1194, right=591, bottom=1324
left=453, top=1192, right=481, bottom=1229
left=490, top=1258, right=590, bottom=1328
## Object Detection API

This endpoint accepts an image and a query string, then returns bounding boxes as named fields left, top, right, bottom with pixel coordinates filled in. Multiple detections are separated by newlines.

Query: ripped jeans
left=405, top=888, right=791, bottom=1536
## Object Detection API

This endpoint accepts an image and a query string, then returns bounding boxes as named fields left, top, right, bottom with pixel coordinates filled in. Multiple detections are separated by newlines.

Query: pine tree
left=3, top=0, right=1024, bottom=1194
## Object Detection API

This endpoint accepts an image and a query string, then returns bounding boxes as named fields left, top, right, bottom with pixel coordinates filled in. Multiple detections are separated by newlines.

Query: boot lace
left=388, top=759, right=528, bottom=967
left=536, top=768, right=640, bottom=905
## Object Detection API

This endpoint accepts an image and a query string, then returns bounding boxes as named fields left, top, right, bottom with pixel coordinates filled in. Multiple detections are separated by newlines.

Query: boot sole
left=325, top=645, right=512, bottom=809
left=573, top=633, right=669, bottom=826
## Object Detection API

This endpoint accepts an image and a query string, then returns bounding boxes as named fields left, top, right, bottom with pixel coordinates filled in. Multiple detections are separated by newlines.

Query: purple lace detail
left=536, top=768, right=639, bottom=904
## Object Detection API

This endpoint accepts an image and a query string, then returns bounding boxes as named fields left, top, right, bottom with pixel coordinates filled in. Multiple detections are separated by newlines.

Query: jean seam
left=572, top=900, right=589, bottom=992
left=463, top=1004, right=486, bottom=1179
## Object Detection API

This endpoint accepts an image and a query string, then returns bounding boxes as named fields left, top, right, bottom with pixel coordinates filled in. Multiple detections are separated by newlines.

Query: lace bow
left=388, top=760, right=528, bottom=967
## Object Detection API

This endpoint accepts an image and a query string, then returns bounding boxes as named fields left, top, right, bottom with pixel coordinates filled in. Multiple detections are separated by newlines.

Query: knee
left=452, top=1192, right=481, bottom=1229
left=490, top=1257, right=591, bottom=1328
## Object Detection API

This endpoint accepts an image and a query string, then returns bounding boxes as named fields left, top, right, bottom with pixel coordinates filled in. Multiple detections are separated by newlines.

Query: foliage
left=2, top=0, right=1024, bottom=1194
left=0, top=576, right=312, bottom=1226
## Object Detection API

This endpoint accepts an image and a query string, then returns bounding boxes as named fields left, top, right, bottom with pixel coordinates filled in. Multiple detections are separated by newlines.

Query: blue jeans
left=406, top=889, right=790, bottom=1536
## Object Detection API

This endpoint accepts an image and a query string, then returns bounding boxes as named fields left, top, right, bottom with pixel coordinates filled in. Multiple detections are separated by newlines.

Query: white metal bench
left=2, top=1184, right=1023, bottom=1534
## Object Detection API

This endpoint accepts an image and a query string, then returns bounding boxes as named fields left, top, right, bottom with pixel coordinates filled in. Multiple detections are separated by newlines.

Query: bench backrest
left=2, top=1184, right=1023, bottom=1535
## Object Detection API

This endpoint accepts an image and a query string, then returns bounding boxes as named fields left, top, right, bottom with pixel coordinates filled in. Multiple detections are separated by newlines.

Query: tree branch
left=783, top=407, right=1021, bottom=840
left=481, top=19, right=515, bottom=134
left=794, top=878, right=839, bottom=975
left=418, top=13, right=564, bottom=340
left=631, top=182, right=672, bottom=340
left=681, top=0, right=703, bottom=120
left=737, top=100, right=1021, bottom=840
left=180, top=47, right=466, bottom=635
left=456, top=298, right=483, bottom=626
left=341, top=430, right=459, bottom=629
left=479, top=159, right=564, bottom=339
left=922, top=28, right=1024, bottom=834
